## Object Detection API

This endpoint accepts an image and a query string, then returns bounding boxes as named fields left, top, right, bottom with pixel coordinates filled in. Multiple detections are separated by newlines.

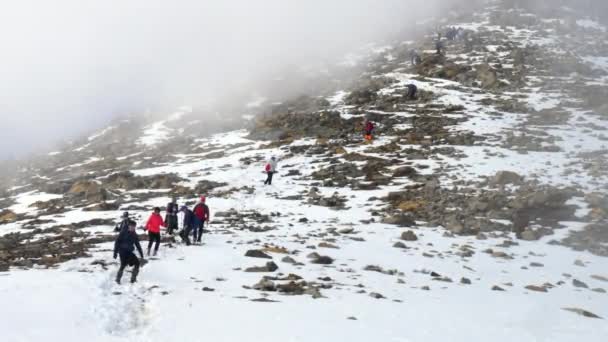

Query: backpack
left=265, top=163, right=272, bottom=172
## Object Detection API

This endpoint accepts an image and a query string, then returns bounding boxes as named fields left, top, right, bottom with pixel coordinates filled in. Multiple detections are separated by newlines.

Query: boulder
left=244, top=261, right=278, bottom=273
left=245, top=250, right=272, bottom=259
left=400, top=230, right=419, bottom=241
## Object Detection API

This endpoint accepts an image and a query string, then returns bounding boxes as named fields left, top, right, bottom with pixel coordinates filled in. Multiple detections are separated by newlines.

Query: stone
left=525, top=285, right=548, bottom=293
left=400, top=230, right=418, bottom=241
left=393, top=241, right=407, bottom=249
left=383, top=215, right=416, bottom=227
left=392, top=166, right=417, bottom=178
left=492, top=285, right=505, bottom=291
left=281, top=256, right=297, bottom=264
left=253, top=278, right=276, bottom=291
left=520, top=229, right=540, bottom=241
left=572, top=279, right=589, bottom=288
left=310, top=256, right=334, bottom=265
left=460, top=277, right=472, bottom=285
left=562, top=308, right=602, bottom=319
left=491, top=171, right=522, bottom=185
left=244, top=261, right=278, bottom=273
left=369, top=292, right=385, bottom=299
left=245, top=250, right=272, bottom=259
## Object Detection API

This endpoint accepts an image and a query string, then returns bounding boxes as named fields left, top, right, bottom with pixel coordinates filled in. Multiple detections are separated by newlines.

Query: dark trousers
left=147, top=232, right=160, bottom=255
left=117, top=252, right=140, bottom=284
left=180, top=226, right=192, bottom=245
left=194, top=220, right=205, bottom=242
left=166, top=215, right=178, bottom=235
left=264, top=172, right=274, bottom=185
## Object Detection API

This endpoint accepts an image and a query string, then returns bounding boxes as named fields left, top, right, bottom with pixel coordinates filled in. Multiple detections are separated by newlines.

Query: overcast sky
left=1, top=0, right=465, bottom=159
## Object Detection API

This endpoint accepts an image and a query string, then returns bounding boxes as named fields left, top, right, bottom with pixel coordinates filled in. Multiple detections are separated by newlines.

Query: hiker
left=165, top=197, right=179, bottom=235
left=364, top=120, right=375, bottom=141
left=405, top=84, right=418, bottom=100
left=144, top=207, right=164, bottom=256
left=114, top=211, right=130, bottom=232
left=435, top=39, right=444, bottom=55
left=264, top=156, right=278, bottom=185
left=410, top=49, right=422, bottom=66
left=435, top=32, right=444, bottom=55
left=114, top=220, right=145, bottom=284
left=179, top=205, right=195, bottom=246
left=193, top=196, right=210, bottom=243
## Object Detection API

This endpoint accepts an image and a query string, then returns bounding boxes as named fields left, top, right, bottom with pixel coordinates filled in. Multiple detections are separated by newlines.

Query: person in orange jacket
left=144, top=207, right=165, bottom=256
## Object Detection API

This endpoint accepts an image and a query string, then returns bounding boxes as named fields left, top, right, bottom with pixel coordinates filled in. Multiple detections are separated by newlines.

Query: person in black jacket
left=179, top=205, right=195, bottom=246
left=165, top=198, right=179, bottom=235
left=114, top=220, right=145, bottom=284
left=114, top=211, right=130, bottom=232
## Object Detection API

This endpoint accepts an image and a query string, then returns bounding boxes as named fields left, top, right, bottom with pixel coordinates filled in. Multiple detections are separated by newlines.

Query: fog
left=0, top=0, right=455, bottom=159
left=1, top=0, right=606, bottom=160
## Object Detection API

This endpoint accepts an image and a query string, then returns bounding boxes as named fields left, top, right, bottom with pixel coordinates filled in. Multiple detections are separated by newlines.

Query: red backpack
left=265, top=163, right=271, bottom=172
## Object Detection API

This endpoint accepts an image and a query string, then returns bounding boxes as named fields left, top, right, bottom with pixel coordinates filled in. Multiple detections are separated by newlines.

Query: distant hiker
left=264, top=156, right=278, bottom=185
left=435, top=32, right=444, bottom=55
left=410, top=49, right=422, bottom=66
left=193, top=196, right=210, bottom=243
left=435, top=39, right=444, bottom=55
left=179, top=205, right=195, bottom=246
left=114, top=220, right=144, bottom=284
left=144, top=207, right=164, bottom=256
left=405, top=84, right=418, bottom=100
left=114, top=211, right=130, bottom=232
left=364, top=120, right=375, bottom=141
left=165, top=198, right=179, bottom=235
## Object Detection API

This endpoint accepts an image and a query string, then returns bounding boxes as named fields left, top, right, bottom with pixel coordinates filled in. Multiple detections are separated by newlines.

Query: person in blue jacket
left=114, top=220, right=145, bottom=284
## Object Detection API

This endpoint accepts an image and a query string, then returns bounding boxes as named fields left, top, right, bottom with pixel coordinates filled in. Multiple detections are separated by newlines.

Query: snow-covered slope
left=1, top=1, right=608, bottom=341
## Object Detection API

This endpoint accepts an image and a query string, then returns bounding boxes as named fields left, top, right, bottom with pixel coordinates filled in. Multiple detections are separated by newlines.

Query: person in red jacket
left=192, top=196, right=210, bottom=243
left=364, top=120, right=375, bottom=141
left=144, top=207, right=164, bottom=256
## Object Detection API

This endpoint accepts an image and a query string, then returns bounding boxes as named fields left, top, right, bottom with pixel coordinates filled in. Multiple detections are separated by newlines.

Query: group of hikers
left=112, top=196, right=210, bottom=284
left=112, top=157, right=281, bottom=284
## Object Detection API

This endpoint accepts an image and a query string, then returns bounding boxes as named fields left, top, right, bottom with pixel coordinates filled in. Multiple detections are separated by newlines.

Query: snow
left=576, top=19, right=606, bottom=32
left=2, top=5, right=608, bottom=342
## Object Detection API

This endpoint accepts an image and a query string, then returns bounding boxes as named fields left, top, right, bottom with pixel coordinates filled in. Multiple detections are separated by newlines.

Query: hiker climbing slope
left=192, top=196, right=210, bottom=243
left=144, top=207, right=164, bottom=256
left=114, top=220, right=145, bottom=284
left=165, top=197, right=179, bottom=235
left=264, top=156, right=278, bottom=185
left=114, top=211, right=130, bottom=232
left=179, top=205, right=196, bottom=246
left=364, top=119, right=375, bottom=141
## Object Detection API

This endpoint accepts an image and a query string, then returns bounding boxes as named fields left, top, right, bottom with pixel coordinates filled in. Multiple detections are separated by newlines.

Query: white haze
left=0, top=0, right=456, bottom=159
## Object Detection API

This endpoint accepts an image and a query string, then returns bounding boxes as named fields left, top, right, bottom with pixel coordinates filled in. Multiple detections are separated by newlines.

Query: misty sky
left=1, top=0, right=452, bottom=159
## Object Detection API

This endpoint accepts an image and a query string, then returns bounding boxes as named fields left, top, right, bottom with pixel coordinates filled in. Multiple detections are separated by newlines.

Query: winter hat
left=122, top=211, right=129, bottom=218
left=180, top=205, right=188, bottom=211
left=153, top=207, right=161, bottom=213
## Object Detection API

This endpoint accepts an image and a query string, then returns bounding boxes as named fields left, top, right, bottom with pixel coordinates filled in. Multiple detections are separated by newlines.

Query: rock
left=529, top=262, right=544, bottom=267
left=572, top=279, right=589, bottom=289
left=393, top=241, right=407, bottom=249
left=298, top=217, right=308, bottom=223
left=476, top=63, right=499, bottom=89
left=338, top=228, right=355, bottom=234
left=525, top=285, right=548, bottom=293
left=310, top=256, right=334, bottom=265
left=519, top=229, right=540, bottom=241
left=491, top=171, right=522, bottom=185
left=318, top=242, right=339, bottom=249
left=574, top=259, right=586, bottom=267
left=392, top=166, right=417, bottom=178
left=253, top=278, right=276, bottom=291
left=281, top=256, right=297, bottom=264
left=202, top=287, right=215, bottom=292
left=382, top=214, right=416, bottom=227
left=400, top=230, right=418, bottom=241
left=244, top=262, right=278, bottom=273
left=460, top=277, right=472, bottom=285
left=369, top=292, right=385, bottom=299
left=0, top=210, right=18, bottom=224
left=245, top=250, right=272, bottom=259
left=592, top=288, right=606, bottom=294
left=492, top=285, right=505, bottom=291
left=591, top=275, right=608, bottom=282
left=562, top=308, right=602, bottom=319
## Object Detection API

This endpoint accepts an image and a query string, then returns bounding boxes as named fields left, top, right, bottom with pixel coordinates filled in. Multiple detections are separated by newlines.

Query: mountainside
left=1, top=1, right=608, bottom=341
